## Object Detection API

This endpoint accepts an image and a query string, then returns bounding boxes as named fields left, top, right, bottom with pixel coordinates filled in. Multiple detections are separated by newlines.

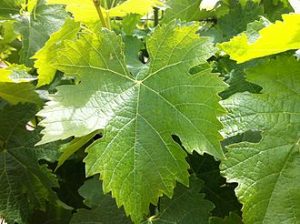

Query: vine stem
left=93, top=0, right=109, bottom=28
left=154, top=7, right=159, bottom=27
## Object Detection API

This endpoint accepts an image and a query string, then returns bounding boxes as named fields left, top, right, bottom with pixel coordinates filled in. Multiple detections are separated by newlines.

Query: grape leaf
left=0, top=103, right=59, bottom=224
left=15, top=0, right=68, bottom=66
left=70, top=176, right=131, bottom=224
left=0, top=65, right=40, bottom=105
left=161, top=0, right=229, bottom=23
left=214, top=57, right=262, bottom=99
left=0, top=20, right=18, bottom=60
left=0, top=82, right=42, bottom=105
left=202, top=0, right=263, bottom=42
left=0, top=0, right=24, bottom=19
left=220, top=56, right=300, bottom=223
left=219, top=14, right=300, bottom=63
left=262, top=0, right=293, bottom=21
left=162, top=0, right=202, bottom=23
left=188, top=153, right=242, bottom=217
left=37, top=21, right=226, bottom=222
left=148, top=175, right=214, bottom=224
left=0, top=64, right=36, bottom=83
left=47, top=0, right=163, bottom=23
left=209, top=212, right=242, bottom=224
left=33, top=19, right=80, bottom=87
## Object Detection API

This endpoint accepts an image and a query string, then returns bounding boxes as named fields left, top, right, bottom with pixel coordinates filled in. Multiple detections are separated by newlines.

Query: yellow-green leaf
left=219, top=14, right=300, bottom=63
left=47, top=0, right=163, bottom=23
left=108, top=0, right=163, bottom=17
left=0, top=65, right=35, bottom=83
left=33, top=19, right=80, bottom=87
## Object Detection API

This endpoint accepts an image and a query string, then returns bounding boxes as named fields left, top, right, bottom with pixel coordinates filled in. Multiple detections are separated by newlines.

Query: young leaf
left=47, top=0, right=163, bottom=23
left=220, top=56, right=300, bottom=223
left=148, top=175, right=215, bottom=224
left=15, top=0, right=68, bottom=66
left=37, top=21, right=226, bottom=222
left=33, top=19, right=80, bottom=87
left=219, top=14, right=300, bottom=63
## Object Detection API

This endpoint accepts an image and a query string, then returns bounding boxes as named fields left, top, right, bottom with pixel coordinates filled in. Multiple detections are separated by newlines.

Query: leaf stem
left=93, top=0, right=108, bottom=28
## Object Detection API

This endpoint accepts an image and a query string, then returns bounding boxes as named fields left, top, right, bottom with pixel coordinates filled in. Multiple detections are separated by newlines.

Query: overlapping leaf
left=148, top=176, right=214, bottom=224
left=33, top=19, right=80, bottom=87
left=219, top=14, right=300, bottom=63
left=0, top=65, right=41, bottom=105
left=15, top=0, right=68, bottom=66
left=37, top=21, right=226, bottom=222
left=70, top=176, right=131, bottom=224
left=202, top=0, right=263, bottom=42
left=220, top=56, right=300, bottom=223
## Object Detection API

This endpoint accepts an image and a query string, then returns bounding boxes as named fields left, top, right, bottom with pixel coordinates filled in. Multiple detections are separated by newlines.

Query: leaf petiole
left=93, top=0, right=109, bottom=29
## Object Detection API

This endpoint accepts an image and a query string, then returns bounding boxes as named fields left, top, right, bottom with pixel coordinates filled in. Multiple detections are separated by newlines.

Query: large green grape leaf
left=70, top=176, right=131, bottom=224
left=47, top=0, right=163, bottom=23
left=0, top=103, right=59, bottom=224
left=37, top=21, right=226, bottom=222
left=220, top=56, right=300, bottom=223
left=15, top=0, right=68, bottom=66
left=33, top=19, right=80, bottom=87
left=147, top=176, right=214, bottom=224
left=219, top=14, right=300, bottom=63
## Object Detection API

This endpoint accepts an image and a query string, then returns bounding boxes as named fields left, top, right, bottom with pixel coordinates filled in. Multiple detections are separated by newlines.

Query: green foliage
left=37, top=21, right=226, bottom=222
left=0, top=0, right=298, bottom=223
left=70, top=176, right=131, bottom=224
left=15, top=0, right=68, bottom=66
left=148, top=175, right=214, bottom=224
left=220, top=56, right=300, bottom=223
left=0, top=103, right=59, bottom=223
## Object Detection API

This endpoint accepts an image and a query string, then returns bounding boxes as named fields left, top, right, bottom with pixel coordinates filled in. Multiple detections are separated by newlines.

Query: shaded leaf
left=0, top=0, right=24, bottom=19
left=220, top=56, right=300, bottom=223
left=0, top=103, right=59, bottom=223
left=209, top=212, right=242, bottom=224
left=148, top=175, right=214, bottom=224
left=0, top=82, right=41, bottom=105
left=70, top=176, right=131, bottom=224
